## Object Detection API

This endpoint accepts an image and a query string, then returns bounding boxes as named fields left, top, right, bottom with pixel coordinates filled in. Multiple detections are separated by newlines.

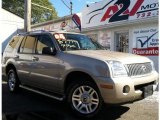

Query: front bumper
left=2, top=64, right=7, bottom=76
left=95, top=71, right=158, bottom=104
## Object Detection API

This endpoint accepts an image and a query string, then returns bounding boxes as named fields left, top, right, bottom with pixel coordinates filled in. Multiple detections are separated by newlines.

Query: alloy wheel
left=8, top=72, right=16, bottom=91
left=72, top=85, right=99, bottom=114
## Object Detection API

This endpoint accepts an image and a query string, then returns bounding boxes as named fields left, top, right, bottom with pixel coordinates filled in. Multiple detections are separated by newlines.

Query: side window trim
left=35, top=35, right=41, bottom=54
left=32, top=35, right=38, bottom=54
left=18, top=36, right=26, bottom=53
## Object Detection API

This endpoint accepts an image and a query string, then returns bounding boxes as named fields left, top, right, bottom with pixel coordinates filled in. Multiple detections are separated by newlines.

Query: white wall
left=0, top=9, right=24, bottom=52
left=112, top=22, right=159, bottom=72
left=32, top=17, right=80, bottom=32
left=81, top=0, right=159, bottom=72
left=83, top=21, right=159, bottom=72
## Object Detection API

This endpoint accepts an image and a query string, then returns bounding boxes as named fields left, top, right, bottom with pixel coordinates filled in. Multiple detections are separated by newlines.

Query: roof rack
left=17, top=30, right=48, bottom=35
left=29, top=30, right=46, bottom=33
left=17, top=29, right=68, bottom=35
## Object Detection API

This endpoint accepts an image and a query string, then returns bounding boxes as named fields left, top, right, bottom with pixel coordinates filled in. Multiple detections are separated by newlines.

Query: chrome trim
left=127, top=63, right=152, bottom=76
left=72, top=85, right=99, bottom=114
left=20, top=85, right=63, bottom=101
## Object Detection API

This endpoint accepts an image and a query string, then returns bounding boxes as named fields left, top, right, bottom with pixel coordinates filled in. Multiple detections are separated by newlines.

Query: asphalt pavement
left=2, top=81, right=159, bottom=120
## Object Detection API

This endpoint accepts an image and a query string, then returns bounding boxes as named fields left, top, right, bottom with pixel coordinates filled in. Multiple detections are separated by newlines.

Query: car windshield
left=54, top=33, right=105, bottom=51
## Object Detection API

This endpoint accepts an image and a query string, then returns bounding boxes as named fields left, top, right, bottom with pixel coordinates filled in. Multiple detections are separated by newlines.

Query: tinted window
left=5, top=36, right=20, bottom=52
left=19, top=35, right=36, bottom=54
left=54, top=33, right=105, bottom=51
left=36, top=35, right=54, bottom=54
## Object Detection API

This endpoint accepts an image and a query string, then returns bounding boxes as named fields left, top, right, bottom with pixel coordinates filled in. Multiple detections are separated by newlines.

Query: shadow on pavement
left=2, top=83, right=129, bottom=120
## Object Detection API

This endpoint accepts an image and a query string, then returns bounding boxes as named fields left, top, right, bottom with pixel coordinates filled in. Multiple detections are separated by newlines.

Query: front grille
left=126, top=63, right=152, bottom=76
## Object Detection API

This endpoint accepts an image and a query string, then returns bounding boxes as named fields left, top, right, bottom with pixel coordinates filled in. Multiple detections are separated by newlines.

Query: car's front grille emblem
left=127, top=63, right=152, bottom=76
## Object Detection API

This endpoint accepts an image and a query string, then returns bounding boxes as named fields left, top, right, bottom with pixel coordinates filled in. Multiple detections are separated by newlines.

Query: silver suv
left=2, top=31, right=158, bottom=117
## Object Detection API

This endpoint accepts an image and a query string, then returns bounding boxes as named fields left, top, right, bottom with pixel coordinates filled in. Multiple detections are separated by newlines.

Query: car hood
left=65, top=50, right=151, bottom=64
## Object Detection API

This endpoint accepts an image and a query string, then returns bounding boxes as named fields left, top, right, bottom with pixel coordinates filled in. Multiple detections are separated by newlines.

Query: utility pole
left=61, top=0, right=73, bottom=15
left=24, top=0, right=31, bottom=32
left=70, top=2, right=73, bottom=15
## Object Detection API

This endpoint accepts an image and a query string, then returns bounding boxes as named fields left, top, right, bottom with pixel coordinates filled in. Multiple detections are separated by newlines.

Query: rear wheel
left=7, top=69, right=20, bottom=92
left=68, top=81, right=103, bottom=117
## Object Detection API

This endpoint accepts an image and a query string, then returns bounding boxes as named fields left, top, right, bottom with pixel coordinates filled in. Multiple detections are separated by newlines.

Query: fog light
left=123, top=85, right=130, bottom=93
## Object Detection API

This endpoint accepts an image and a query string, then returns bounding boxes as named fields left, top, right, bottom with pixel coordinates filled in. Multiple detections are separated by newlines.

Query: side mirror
left=42, top=47, right=57, bottom=55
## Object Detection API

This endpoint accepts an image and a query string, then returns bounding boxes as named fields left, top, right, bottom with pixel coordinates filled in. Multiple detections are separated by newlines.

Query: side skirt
left=20, top=85, right=64, bottom=101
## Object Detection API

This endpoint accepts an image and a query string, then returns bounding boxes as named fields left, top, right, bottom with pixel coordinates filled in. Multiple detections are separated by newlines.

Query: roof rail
left=17, top=29, right=68, bottom=35
left=29, top=30, right=46, bottom=33
left=17, top=30, right=48, bottom=35
left=50, top=29, right=67, bottom=33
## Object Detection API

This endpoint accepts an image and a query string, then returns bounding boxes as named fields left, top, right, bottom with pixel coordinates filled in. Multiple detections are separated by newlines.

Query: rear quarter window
left=5, top=36, right=21, bottom=52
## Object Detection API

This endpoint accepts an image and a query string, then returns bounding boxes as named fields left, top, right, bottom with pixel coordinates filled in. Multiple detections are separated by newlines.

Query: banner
left=132, top=27, right=159, bottom=56
left=98, top=31, right=111, bottom=49
left=82, top=0, right=158, bottom=28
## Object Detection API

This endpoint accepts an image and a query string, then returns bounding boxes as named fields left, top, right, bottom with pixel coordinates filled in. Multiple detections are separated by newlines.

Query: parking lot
left=2, top=81, right=159, bottom=120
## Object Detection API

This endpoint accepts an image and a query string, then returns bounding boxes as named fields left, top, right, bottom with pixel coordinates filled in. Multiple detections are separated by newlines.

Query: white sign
left=132, top=27, right=159, bottom=56
left=82, top=0, right=158, bottom=28
left=32, top=19, right=76, bottom=31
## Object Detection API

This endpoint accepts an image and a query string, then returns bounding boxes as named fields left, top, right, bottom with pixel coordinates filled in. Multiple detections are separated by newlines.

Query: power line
left=61, top=0, right=70, bottom=9
left=61, top=0, right=73, bottom=15
left=64, top=0, right=70, bottom=5
left=65, top=0, right=72, bottom=5
left=31, top=2, right=53, bottom=11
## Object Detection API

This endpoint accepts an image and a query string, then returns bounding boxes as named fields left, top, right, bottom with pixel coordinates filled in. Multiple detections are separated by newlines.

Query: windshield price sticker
left=54, top=34, right=66, bottom=40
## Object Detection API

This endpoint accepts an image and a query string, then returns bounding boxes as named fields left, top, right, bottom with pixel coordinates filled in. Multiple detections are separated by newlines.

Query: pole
left=70, top=2, right=72, bottom=15
left=24, top=0, right=31, bottom=32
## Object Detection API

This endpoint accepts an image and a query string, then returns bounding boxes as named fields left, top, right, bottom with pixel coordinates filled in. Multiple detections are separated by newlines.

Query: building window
left=115, top=32, right=129, bottom=53
left=87, top=34, right=98, bottom=42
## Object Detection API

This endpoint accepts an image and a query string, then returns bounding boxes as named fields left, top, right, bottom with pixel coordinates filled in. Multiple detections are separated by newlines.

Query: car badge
left=141, top=65, right=147, bottom=72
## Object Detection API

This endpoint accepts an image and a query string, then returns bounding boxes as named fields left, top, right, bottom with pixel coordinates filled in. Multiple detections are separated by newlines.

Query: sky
left=50, top=0, right=102, bottom=17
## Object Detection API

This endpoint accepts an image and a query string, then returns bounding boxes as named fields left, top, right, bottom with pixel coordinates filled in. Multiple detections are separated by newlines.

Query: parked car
left=2, top=31, right=158, bottom=117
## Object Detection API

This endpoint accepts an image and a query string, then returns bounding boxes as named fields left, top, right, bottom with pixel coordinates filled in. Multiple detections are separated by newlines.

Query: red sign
left=132, top=47, right=159, bottom=56
left=101, top=0, right=144, bottom=22
left=72, top=14, right=81, bottom=31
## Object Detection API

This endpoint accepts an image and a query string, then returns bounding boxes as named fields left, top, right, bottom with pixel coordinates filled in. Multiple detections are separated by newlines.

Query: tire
left=67, top=81, right=103, bottom=118
left=7, top=69, right=20, bottom=93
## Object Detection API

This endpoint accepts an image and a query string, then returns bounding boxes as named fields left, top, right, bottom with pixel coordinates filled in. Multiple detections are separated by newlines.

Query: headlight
left=106, top=61, right=128, bottom=77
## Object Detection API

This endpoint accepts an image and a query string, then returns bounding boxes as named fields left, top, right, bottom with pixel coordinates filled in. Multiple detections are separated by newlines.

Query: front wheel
left=7, top=69, right=20, bottom=92
left=68, top=81, right=103, bottom=117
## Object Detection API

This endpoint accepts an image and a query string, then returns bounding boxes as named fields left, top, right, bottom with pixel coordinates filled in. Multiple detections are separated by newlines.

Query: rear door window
left=19, top=35, right=37, bottom=54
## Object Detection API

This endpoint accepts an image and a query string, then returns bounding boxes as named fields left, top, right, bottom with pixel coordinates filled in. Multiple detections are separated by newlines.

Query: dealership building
left=32, top=0, right=159, bottom=72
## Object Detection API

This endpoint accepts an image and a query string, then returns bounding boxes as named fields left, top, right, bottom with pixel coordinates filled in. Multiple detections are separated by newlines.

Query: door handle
left=14, top=55, right=19, bottom=58
left=32, top=56, right=39, bottom=61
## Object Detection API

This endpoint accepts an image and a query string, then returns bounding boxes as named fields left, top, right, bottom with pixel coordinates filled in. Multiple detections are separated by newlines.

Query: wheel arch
left=64, top=71, right=98, bottom=93
left=6, top=63, right=17, bottom=75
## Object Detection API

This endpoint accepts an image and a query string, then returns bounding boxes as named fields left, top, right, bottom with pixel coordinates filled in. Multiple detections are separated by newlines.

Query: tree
left=2, top=0, right=58, bottom=24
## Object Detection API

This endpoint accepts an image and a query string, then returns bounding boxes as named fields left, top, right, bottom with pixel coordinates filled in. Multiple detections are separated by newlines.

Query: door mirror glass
left=42, top=47, right=56, bottom=55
